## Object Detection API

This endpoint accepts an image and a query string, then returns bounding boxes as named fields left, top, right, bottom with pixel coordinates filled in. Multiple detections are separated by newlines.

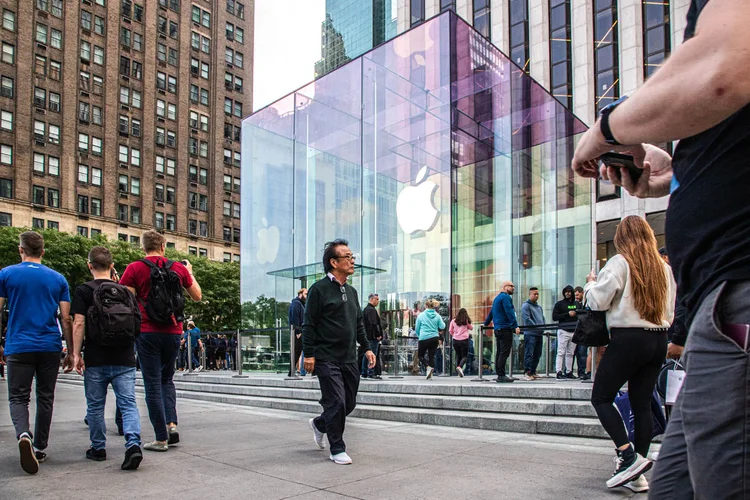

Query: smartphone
left=600, top=152, right=643, bottom=183
left=724, top=323, right=750, bottom=351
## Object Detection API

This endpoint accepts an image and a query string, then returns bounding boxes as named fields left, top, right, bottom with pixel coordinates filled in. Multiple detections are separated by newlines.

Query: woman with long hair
left=585, top=216, right=676, bottom=493
left=415, top=299, right=445, bottom=380
left=449, top=308, right=473, bottom=377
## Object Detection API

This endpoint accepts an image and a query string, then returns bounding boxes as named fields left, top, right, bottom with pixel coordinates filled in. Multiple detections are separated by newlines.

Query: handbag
left=572, top=307, right=610, bottom=347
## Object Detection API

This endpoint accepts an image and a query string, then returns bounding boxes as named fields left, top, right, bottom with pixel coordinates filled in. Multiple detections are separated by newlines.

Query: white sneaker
left=606, top=452, right=652, bottom=489
left=523, top=374, right=535, bottom=381
left=329, top=452, right=352, bottom=465
left=195, top=365, right=202, bottom=372
left=309, top=418, right=325, bottom=450
left=456, top=366, right=464, bottom=377
left=623, top=475, right=649, bottom=493
left=426, top=367, right=434, bottom=380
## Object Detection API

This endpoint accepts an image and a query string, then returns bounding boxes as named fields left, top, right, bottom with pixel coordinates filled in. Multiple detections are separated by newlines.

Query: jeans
left=136, top=333, right=180, bottom=442
left=417, top=337, right=439, bottom=370
left=84, top=365, right=141, bottom=451
left=190, top=347, right=201, bottom=370
left=6, top=351, right=60, bottom=449
left=591, top=328, right=666, bottom=457
left=575, top=343, right=588, bottom=376
left=555, top=330, right=576, bottom=373
left=312, top=362, right=359, bottom=455
left=453, top=339, right=469, bottom=369
left=650, top=281, right=750, bottom=499
left=523, top=334, right=543, bottom=375
left=494, top=329, right=513, bottom=378
left=361, top=340, right=380, bottom=377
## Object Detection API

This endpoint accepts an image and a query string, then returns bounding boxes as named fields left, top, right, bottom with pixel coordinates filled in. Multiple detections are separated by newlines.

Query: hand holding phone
left=600, top=152, right=643, bottom=183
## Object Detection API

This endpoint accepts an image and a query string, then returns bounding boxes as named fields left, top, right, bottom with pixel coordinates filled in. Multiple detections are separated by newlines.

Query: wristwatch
left=599, top=95, right=628, bottom=145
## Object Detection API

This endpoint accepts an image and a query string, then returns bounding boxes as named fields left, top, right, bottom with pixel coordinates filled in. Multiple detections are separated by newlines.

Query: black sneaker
left=34, top=450, right=47, bottom=463
left=581, top=372, right=592, bottom=381
left=86, top=448, right=107, bottom=462
left=556, top=371, right=565, bottom=381
left=565, top=372, right=578, bottom=380
left=495, top=376, right=514, bottom=383
left=121, top=445, right=143, bottom=471
left=168, top=425, right=180, bottom=445
left=18, top=434, right=39, bottom=474
left=606, top=446, right=652, bottom=489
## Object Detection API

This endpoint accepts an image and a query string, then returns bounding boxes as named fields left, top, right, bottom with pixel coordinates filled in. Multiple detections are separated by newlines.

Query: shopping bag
left=666, top=369, right=686, bottom=405
left=614, top=390, right=667, bottom=442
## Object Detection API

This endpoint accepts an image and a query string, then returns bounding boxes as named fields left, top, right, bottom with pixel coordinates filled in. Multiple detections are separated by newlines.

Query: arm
left=181, top=261, right=202, bottom=301
left=521, top=303, right=532, bottom=326
left=356, top=306, right=369, bottom=350
left=301, top=287, right=320, bottom=359
left=72, top=314, right=85, bottom=374
left=449, top=320, right=455, bottom=337
left=502, top=297, right=518, bottom=330
left=552, top=302, right=568, bottom=323
left=584, top=265, right=624, bottom=312
left=415, top=316, right=422, bottom=337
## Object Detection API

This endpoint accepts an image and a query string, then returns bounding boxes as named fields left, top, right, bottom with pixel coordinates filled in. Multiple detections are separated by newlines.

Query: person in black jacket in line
left=303, top=239, right=375, bottom=465
left=288, top=288, right=307, bottom=376
left=361, top=294, right=383, bottom=379
left=552, top=285, right=580, bottom=380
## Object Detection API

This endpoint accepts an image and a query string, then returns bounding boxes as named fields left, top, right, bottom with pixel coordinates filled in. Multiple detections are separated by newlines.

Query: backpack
left=141, top=258, right=185, bottom=326
left=86, top=281, right=141, bottom=346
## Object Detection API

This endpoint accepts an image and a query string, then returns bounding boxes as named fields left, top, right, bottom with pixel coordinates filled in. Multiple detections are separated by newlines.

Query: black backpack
left=141, top=258, right=185, bottom=326
left=86, top=281, right=141, bottom=346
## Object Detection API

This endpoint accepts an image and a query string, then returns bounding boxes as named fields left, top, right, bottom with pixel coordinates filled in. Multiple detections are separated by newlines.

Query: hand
left=74, top=354, right=85, bottom=375
left=515, top=327, right=521, bottom=335
left=667, top=343, right=684, bottom=360
left=587, top=269, right=597, bottom=283
left=304, top=356, right=315, bottom=374
left=571, top=121, right=619, bottom=179
left=569, top=310, right=577, bottom=317
left=62, top=354, right=74, bottom=373
left=296, top=333, right=302, bottom=339
left=600, top=143, right=672, bottom=199
left=183, top=260, right=194, bottom=274
left=365, top=350, right=376, bottom=369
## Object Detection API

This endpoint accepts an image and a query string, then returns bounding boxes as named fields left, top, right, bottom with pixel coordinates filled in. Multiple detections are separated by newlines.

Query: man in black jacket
left=288, top=288, right=307, bottom=376
left=303, top=239, right=375, bottom=465
left=361, top=294, right=383, bottom=379
left=552, top=285, right=579, bottom=380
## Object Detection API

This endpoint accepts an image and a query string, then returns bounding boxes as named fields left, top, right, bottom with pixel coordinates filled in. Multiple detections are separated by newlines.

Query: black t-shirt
left=70, top=279, right=136, bottom=368
left=665, top=0, right=750, bottom=325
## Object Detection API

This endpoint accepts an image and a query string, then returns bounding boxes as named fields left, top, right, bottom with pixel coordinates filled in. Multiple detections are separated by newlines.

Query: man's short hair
left=529, top=287, right=539, bottom=292
left=142, top=230, right=166, bottom=253
left=19, top=231, right=44, bottom=258
left=322, top=239, right=349, bottom=274
left=574, top=286, right=584, bottom=293
left=368, top=293, right=379, bottom=300
left=297, top=288, right=306, bottom=297
left=88, top=246, right=113, bottom=272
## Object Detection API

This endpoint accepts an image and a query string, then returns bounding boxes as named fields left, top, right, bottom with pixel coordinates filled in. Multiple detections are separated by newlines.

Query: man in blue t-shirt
left=181, top=321, right=203, bottom=371
left=0, top=231, right=73, bottom=475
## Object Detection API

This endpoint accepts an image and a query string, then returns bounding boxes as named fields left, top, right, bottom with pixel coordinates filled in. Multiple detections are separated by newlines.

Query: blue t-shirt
left=184, top=327, right=201, bottom=348
left=0, top=262, right=70, bottom=355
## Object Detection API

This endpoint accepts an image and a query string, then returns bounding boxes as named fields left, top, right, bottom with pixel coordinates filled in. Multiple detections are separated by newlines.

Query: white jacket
left=584, top=254, right=676, bottom=329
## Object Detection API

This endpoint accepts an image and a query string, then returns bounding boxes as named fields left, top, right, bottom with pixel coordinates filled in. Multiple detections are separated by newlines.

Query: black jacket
left=552, top=285, right=582, bottom=333
left=363, top=303, right=383, bottom=341
left=288, top=297, right=305, bottom=334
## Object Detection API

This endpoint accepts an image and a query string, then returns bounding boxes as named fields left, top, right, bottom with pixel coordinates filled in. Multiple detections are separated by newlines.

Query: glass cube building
left=241, top=12, right=591, bottom=374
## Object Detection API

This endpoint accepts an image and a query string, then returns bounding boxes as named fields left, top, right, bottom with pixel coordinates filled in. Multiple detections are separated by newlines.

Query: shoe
left=168, top=425, right=180, bottom=445
left=121, top=445, right=143, bottom=471
left=18, top=434, right=39, bottom=474
left=523, top=373, right=535, bottom=381
left=565, top=372, right=578, bottom=380
left=371, top=375, right=382, bottom=380
left=309, top=418, right=325, bottom=450
left=556, top=371, right=565, bottom=380
left=329, top=452, right=352, bottom=465
left=581, top=372, right=592, bottom=381
left=456, top=366, right=464, bottom=377
left=495, top=376, right=514, bottom=383
left=84, top=417, right=89, bottom=426
left=623, top=475, right=649, bottom=493
left=195, top=365, right=202, bottom=372
left=86, top=447, right=107, bottom=462
left=606, top=446, right=652, bottom=489
left=651, top=451, right=659, bottom=461
left=34, top=450, right=47, bottom=463
left=360, top=374, right=368, bottom=379
left=426, top=367, right=434, bottom=380
left=143, top=441, right=168, bottom=452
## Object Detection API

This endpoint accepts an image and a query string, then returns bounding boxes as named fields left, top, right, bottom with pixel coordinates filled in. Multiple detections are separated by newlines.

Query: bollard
left=183, top=330, right=197, bottom=376
left=389, top=331, right=403, bottom=379
left=285, top=326, right=302, bottom=380
left=472, top=326, right=490, bottom=382
left=233, top=331, right=248, bottom=378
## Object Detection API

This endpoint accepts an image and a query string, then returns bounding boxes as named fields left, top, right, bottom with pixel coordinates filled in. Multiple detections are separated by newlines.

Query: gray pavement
left=0, top=379, right=648, bottom=499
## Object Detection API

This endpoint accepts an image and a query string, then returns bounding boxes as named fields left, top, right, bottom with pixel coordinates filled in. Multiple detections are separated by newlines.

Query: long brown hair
left=613, top=216, right=668, bottom=324
left=455, top=308, right=471, bottom=326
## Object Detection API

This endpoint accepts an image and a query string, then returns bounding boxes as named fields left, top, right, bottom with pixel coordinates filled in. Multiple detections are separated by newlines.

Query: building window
left=48, top=156, right=59, bottom=175
left=223, top=252, right=231, bottom=262
left=166, top=214, right=175, bottom=231
left=81, top=10, right=92, bottom=31
left=643, top=1, right=670, bottom=78
left=131, top=177, right=140, bottom=195
left=233, top=202, right=240, bottom=218
left=169, top=21, right=178, bottom=39
left=233, top=228, right=240, bottom=244
left=189, top=219, right=197, bottom=235
left=93, top=46, right=104, bottom=65
left=48, top=124, right=60, bottom=144
left=155, top=212, right=164, bottom=229
left=33, top=186, right=45, bottom=204
left=594, top=0, right=619, bottom=114
left=36, top=23, right=48, bottom=44
left=473, top=0, right=490, bottom=38
left=189, top=246, right=197, bottom=255
left=155, top=184, right=164, bottom=202
left=0, top=178, right=11, bottom=199
left=78, top=226, right=89, bottom=238
left=411, top=0, right=424, bottom=27
left=1, top=76, right=12, bottom=98
left=510, top=0, right=530, bottom=74
left=119, top=174, right=128, bottom=192
left=49, top=92, right=60, bottom=112
left=199, top=248, right=207, bottom=258
left=1, top=110, right=12, bottom=130
left=0, top=144, right=11, bottom=165
left=2, top=42, right=14, bottom=64
left=118, top=204, right=128, bottom=222
left=199, top=221, right=208, bottom=237
left=233, top=177, right=241, bottom=193
left=91, top=167, right=102, bottom=186
left=3, top=10, right=15, bottom=31
left=131, top=207, right=140, bottom=224
left=223, top=200, right=231, bottom=216
left=51, top=28, right=62, bottom=49
left=92, top=106, right=102, bottom=125
left=166, top=186, right=175, bottom=203
left=50, top=60, right=61, bottom=80
left=131, top=148, right=140, bottom=166
left=91, top=229, right=101, bottom=237
left=91, top=198, right=101, bottom=216
left=79, top=164, right=89, bottom=183
left=34, top=153, right=45, bottom=173
left=550, top=0, right=572, bottom=108
left=95, top=15, right=105, bottom=35
left=33, top=218, right=44, bottom=229
left=47, top=220, right=59, bottom=230
left=78, top=195, right=89, bottom=214
left=48, top=188, right=59, bottom=208
left=133, top=33, right=143, bottom=51
left=34, top=121, right=45, bottom=142
left=223, top=226, right=231, bottom=242
left=189, top=191, right=198, bottom=209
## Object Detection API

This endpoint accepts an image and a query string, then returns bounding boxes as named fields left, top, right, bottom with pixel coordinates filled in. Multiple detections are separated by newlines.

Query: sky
left=253, top=0, right=325, bottom=112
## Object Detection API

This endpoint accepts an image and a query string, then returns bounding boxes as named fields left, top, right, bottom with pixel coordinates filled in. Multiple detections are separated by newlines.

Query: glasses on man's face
left=335, top=254, right=356, bottom=262
left=340, top=286, right=348, bottom=302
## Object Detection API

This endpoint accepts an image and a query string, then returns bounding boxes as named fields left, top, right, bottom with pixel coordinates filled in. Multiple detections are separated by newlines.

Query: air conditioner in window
left=36, top=42, right=47, bottom=51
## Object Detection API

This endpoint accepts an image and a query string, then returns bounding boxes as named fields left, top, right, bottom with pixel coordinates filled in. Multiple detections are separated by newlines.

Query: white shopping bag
left=666, top=369, right=686, bottom=405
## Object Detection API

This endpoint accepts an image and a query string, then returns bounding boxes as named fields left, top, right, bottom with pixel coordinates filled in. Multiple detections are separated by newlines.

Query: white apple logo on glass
left=257, top=217, right=280, bottom=265
left=396, top=166, right=440, bottom=234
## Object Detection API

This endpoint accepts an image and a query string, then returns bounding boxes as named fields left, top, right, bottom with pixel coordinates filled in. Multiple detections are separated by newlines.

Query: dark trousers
left=591, top=328, right=666, bottom=457
left=6, top=351, right=60, bottom=449
left=312, top=362, right=359, bottom=455
left=575, top=343, right=588, bottom=376
left=523, top=334, right=543, bottom=375
left=136, top=333, right=180, bottom=442
left=417, top=337, right=439, bottom=370
left=494, top=329, right=513, bottom=377
left=361, top=339, right=380, bottom=377
left=453, top=339, right=469, bottom=369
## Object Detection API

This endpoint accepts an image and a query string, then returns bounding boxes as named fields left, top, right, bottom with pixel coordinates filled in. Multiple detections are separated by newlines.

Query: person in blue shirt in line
left=484, top=281, right=521, bottom=383
left=521, top=287, right=546, bottom=380
left=181, top=321, right=204, bottom=372
left=415, top=299, right=445, bottom=380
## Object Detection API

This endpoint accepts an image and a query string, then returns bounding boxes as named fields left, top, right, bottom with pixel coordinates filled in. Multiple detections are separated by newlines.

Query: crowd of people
left=177, top=325, right=237, bottom=372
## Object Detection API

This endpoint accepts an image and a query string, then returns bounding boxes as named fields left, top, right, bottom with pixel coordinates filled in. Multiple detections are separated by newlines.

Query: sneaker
left=34, top=450, right=47, bottom=463
left=556, top=371, right=565, bottom=380
left=495, top=376, right=514, bottom=383
left=565, top=372, right=578, bottom=380
left=329, top=452, right=352, bottom=465
left=581, top=372, right=592, bottom=381
left=523, top=373, right=535, bottom=381
left=195, top=365, right=202, bottom=372
left=426, top=367, right=434, bottom=380
left=167, top=425, right=180, bottom=445
left=309, top=418, right=325, bottom=450
left=18, top=434, right=39, bottom=474
left=371, top=375, right=383, bottom=380
left=606, top=446, right=652, bottom=489
left=121, top=445, right=143, bottom=471
left=456, top=366, right=464, bottom=378
left=86, top=447, right=107, bottom=462
left=143, top=441, right=168, bottom=452
left=623, top=475, right=649, bottom=493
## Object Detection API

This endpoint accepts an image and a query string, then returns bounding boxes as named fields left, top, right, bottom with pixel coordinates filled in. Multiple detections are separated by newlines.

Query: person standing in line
left=361, top=293, right=383, bottom=379
left=71, top=246, right=143, bottom=470
left=181, top=321, right=204, bottom=372
left=484, top=281, right=521, bottom=383
left=584, top=216, right=675, bottom=492
left=0, top=231, right=74, bottom=474
left=303, top=239, right=375, bottom=465
left=448, top=308, right=473, bottom=377
left=573, top=286, right=589, bottom=379
left=120, top=230, right=202, bottom=452
left=415, top=299, right=445, bottom=380
left=288, top=288, right=307, bottom=376
left=552, top=285, right=579, bottom=380
left=216, top=335, right=227, bottom=370
left=521, top=287, right=546, bottom=381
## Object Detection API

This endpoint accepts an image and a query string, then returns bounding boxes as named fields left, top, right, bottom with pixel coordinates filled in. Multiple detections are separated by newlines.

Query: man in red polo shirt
left=120, top=230, right=201, bottom=451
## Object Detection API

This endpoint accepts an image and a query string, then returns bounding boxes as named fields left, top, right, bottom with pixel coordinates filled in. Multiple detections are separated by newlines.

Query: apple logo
left=396, top=166, right=440, bottom=234
left=257, top=217, right=280, bottom=265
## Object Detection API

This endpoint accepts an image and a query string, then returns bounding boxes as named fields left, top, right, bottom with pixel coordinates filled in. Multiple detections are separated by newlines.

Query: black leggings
left=453, top=339, right=469, bottom=369
left=591, top=328, right=667, bottom=457
left=417, top=337, right=439, bottom=369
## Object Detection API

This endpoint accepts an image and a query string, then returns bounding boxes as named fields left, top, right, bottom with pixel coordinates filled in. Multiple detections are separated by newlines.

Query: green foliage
left=0, top=227, right=240, bottom=331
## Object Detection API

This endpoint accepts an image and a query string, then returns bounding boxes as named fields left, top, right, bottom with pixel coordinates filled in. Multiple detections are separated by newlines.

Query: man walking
left=552, top=285, right=578, bottom=380
left=302, top=239, right=375, bottom=465
left=0, top=231, right=73, bottom=474
left=120, top=230, right=201, bottom=451
left=181, top=321, right=203, bottom=372
left=361, top=293, right=383, bottom=379
left=521, top=287, right=545, bottom=380
left=484, top=281, right=520, bottom=383
left=288, top=288, right=306, bottom=376
left=71, top=246, right=143, bottom=470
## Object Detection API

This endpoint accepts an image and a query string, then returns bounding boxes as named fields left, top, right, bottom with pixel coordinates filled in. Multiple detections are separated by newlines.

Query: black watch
left=599, top=95, right=628, bottom=146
